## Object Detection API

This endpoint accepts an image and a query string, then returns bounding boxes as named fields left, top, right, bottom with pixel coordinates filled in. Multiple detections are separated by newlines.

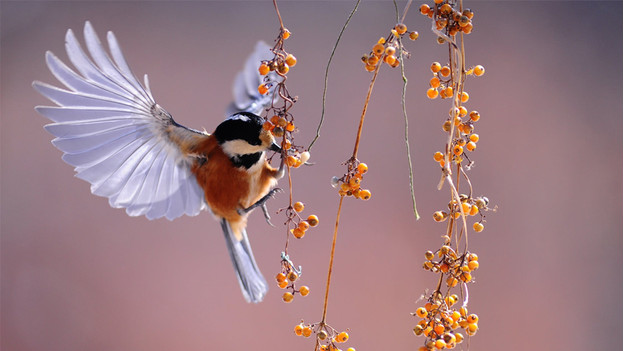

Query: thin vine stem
left=309, top=0, right=362, bottom=151
left=320, top=195, right=345, bottom=324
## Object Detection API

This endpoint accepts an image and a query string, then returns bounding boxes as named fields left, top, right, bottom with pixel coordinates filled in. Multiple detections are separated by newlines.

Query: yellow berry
left=277, top=63, right=289, bottom=75
left=293, top=202, right=304, bottom=212
left=435, top=339, right=446, bottom=349
left=468, top=260, right=479, bottom=270
left=474, top=65, right=485, bottom=76
left=307, top=215, right=319, bottom=227
left=359, top=189, right=372, bottom=200
left=285, top=54, right=297, bottom=67
left=427, top=87, right=439, bottom=99
left=425, top=250, right=435, bottom=260
left=458, top=106, right=467, bottom=117
left=384, top=55, right=397, bottom=66
left=442, top=120, right=452, bottom=132
left=385, top=46, right=396, bottom=56
left=302, top=326, right=312, bottom=337
left=469, top=133, right=479, bottom=142
left=348, top=177, right=361, bottom=189
left=259, top=63, right=270, bottom=76
left=395, top=23, right=408, bottom=35
left=357, top=162, right=369, bottom=174
left=258, top=84, right=269, bottom=95
left=455, top=332, right=464, bottom=343
left=469, top=204, right=479, bottom=216
left=466, top=323, right=478, bottom=335
left=283, top=292, right=294, bottom=302
left=299, top=285, right=310, bottom=297
left=433, top=211, right=447, bottom=222
left=409, top=31, right=419, bottom=40
left=451, top=310, right=461, bottom=322
left=430, top=61, right=442, bottom=73
left=473, top=222, right=484, bottom=232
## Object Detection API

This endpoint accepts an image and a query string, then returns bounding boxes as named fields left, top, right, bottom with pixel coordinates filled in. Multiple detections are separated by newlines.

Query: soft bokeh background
left=1, top=1, right=621, bottom=350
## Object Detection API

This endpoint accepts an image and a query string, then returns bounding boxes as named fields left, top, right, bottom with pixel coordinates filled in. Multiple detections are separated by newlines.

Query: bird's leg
left=238, top=188, right=282, bottom=226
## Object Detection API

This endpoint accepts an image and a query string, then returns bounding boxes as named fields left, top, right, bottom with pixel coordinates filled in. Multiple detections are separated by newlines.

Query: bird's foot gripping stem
left=238, top=188, right=282, bottom=226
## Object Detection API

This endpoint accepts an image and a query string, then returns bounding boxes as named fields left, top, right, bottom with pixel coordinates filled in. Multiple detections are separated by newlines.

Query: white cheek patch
left=221, top=139, right=263, bottom=157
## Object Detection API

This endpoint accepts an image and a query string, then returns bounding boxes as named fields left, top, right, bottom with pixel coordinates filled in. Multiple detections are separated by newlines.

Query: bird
left=32, top=21, right=284, bottom=303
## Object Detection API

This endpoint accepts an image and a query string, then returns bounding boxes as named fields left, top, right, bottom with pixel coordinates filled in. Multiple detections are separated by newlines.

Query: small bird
left=33, top=21, right=284, bottom=303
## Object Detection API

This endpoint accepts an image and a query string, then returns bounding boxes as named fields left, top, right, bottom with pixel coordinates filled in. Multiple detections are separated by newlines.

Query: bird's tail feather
left=220, top=219, right=268, bottom=303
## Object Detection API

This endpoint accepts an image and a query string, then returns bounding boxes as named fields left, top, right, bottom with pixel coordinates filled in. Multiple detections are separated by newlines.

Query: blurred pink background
left=1, top=1, right=621, bottom=351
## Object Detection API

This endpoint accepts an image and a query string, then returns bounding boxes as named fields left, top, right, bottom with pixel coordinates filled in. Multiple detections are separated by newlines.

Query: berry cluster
left=412, top=294, right=479, bottom=350
left=258, top=28, right=295, bottom=95
left=432, top=194, right=489, bottom=232
left=426, top=62, right=484, bottom=100
left=293, top=321, right=355, bottom=351
left=361, top=23, right=418, bottom=72
left=276, top=253, right=309, bottom=303
left=288, top=201, right=319, bottom=239
left=423, top=248, right=480, bottom=287
left=331, top=161, right=371, bottom=200
left=419, top=1, right=475, bottom=39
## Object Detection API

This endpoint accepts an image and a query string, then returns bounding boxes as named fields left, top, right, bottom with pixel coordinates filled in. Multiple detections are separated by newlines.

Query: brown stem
left=320, top=196, right=345, bottom=324
left=352, top=60, right=382, bottom=159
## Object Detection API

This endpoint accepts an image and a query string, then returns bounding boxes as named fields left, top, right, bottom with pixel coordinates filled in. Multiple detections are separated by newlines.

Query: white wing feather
left=227, top=41, right=278, bottom=116
left=33, top=21, right=207, bottom=220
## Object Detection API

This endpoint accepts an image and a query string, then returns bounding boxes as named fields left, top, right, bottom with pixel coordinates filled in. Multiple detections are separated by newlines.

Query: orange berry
left=292, top=227, right=305, bottom=239
left=336, top=331, right=349, bottom=343
left=433, top=151, right=444, bottom=162
left=427, top=87, right=439, bottom=99
left=258, top=83, right=269, bottom=95
left=420, top=3, right=431, bottom=14
left=372, top=43, right=385, bottom=56
left=282, top=29, right=291, bottom=39
left=286, top=121, right=295, bottom=132
left=461, top=91, right=469, bottom=103
left=434, top=324, right=445, bottom=336
left=473, top=222, right=484, bottom=232
left=299, top=285, right=310, bottom=297
left=262, top=121, right=273, bottom=131
left=395, top=23, right=408, bottom=35
left=430, top=76, right=441, bottom=88
left=442, top=120, right=452, bottom=132
left=294, top=324, right=304, bottom=336
left=469, top=204, right=479, bottom=216
left=409, top=31, right=419, bottom=40
left=474, top=65, right=485, bottom=76
left=359, top=189, right=372, bottom=200
left=285, top=54, right=297, bottom=67
left=364, top=64, right=376, bottom=72
left=278, top=280, right=288, bottom=289
left=348, top=177, right=361, bottom=189
left=440, top=3, right=452, bottom=14
left=469, top=110, right=480, bottom=122
left=433, top=211, right=447, bottom=222
left=468, top=260, right=479, bottom=270
left=259, top=63, right=270, bottom=76
left=440, top=66, right=451, bottom=77
left=286, top=155, right=298, bottom=167
left=458, top=106, right=468, bottom=117
left=466, top=141, right=477, bottom=152
left=435, top=338, right=446, bottom=349
left=277, top=63, right=289, bottom=75
left=287, top=271, right=299, bottom=282
left=469, top=133, right=479, bottom=142
left=453, top=145, right=464, bottom=156
left=384, top=55, right=397, bottom=66
left=385, top=46, right=397, bottom=56
left=416, top=307, right=428, bottom=318
left=462, top=22, right=473, bottom=34
left=466, top=323, right=478, bottom=335
left=293, top=202, right=304, bottom=212
left=430, top=61, right=442, bottom=73
left=302, top=326, right=312, bottom=337
left=451, top=310, right=461, bottom=322
left=270, top=115, right=280, bottom=124
left=357, top=162, right=369, bottom=174
left=307, top=215, right=319, bottom=227
left=298, top=221, right=310, bottom=231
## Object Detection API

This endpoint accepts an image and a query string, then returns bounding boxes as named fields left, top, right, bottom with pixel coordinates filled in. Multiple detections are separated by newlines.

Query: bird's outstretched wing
left=33, top=21, right=208, bottom=220
left=226, top=41, right=278, bottom=116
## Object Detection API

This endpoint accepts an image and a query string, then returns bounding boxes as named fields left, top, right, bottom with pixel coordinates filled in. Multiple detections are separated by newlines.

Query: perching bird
left=33, top=21, right=284, bottom=303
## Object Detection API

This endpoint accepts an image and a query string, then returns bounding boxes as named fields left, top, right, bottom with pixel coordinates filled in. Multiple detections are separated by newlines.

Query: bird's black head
left=215, top=112, right=280, bottom=168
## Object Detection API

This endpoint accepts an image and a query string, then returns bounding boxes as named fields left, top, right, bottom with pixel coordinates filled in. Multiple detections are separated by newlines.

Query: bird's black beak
left=269, top=142, right=281, bottom=153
